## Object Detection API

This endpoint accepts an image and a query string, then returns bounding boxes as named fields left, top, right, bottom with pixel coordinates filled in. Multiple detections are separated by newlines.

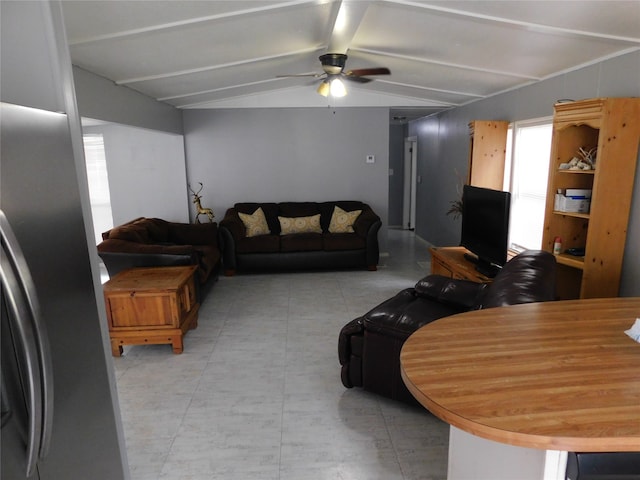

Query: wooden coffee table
left=103, top=265, right=199, bottom=356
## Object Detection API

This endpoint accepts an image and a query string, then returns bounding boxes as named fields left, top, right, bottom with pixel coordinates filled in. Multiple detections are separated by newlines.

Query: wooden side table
left=103, top=265, right=199, bottom=356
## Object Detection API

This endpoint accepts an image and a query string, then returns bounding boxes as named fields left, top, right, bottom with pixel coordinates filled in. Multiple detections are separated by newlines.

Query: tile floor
left=112, top=229, right=449, bottom=480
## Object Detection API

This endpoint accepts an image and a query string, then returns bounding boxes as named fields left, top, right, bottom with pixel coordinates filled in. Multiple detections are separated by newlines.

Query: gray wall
left=388, top=123, right=406, bottom=227
left=73, top=66, right=189, bottom=225
left=84, top=124, right=190, bottom=225
left=409, top=50, right=640, bottom=296
left=183, top=107, right=390, bottom=250
left=1, top=1, right=66, bottom=112
left=74, top=66, right=183, bottom=135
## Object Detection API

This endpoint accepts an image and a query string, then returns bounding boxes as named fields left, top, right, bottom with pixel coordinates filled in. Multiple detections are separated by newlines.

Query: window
left=83, top=134, right=113, bottom=245
left=505, top=119, right=552, bottom=252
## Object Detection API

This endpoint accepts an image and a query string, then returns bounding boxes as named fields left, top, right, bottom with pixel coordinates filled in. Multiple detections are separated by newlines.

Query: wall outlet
left=366, top=154, right=375, bottom=164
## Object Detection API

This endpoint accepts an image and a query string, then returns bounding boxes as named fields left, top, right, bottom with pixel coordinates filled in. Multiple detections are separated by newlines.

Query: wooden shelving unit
left=467, top=120, right=509, bottom=190
left=541, top=98, right=640, bottom=299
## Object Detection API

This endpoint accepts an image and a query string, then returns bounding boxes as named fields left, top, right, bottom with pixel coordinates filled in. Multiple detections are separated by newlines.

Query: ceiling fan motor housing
left=320, top=53, right=347, bottom=74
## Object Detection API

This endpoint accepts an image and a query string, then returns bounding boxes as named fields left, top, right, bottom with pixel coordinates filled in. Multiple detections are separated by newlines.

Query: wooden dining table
left=400, top=297, right=640, bottom=480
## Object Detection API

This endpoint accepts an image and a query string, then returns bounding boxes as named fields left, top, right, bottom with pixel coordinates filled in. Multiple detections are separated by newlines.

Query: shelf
left=554, top=253, right=584, bottom=270
left=542, top=98, right=640, bottom=299
left=556, top=169, right=595, bottom=175
left=552, top=210, right=590, bottom=219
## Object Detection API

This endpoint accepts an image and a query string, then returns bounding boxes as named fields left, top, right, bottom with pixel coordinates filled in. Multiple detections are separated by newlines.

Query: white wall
left=85, top=123, right=190, bottom=225
left=183, top=107, right=390, bottom=249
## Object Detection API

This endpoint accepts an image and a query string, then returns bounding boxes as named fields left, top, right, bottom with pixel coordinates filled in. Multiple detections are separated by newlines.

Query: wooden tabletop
left=400, top=297, right=640, bottom=452
left=103, top=265, right=197, bottom=292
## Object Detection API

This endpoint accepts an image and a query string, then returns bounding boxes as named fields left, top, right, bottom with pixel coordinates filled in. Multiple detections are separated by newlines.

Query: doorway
left=402, top=136, right=417, bottom=230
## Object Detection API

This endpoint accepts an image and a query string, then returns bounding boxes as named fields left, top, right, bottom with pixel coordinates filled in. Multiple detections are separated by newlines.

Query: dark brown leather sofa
left=218, top=201, right=381, bottom=275
left=97, top=217, right=221, bottom=284
left=338, top=250, right=557, bottom=405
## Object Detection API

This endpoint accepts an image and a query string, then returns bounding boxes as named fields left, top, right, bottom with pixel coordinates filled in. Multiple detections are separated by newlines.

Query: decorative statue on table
left=188, top=182, right=214, bottom=223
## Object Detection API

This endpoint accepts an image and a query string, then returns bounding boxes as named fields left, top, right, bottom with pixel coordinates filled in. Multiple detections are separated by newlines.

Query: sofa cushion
left=169, top=221, right=217, bottom=245
left=329, top=206, right=362, bottom=233
left=319, top=201, right=365, bottom=230
left=277, top=202, right=320, bottom=219
left=235, top=234, right=281, bottom=254
left=235, top=203, right=280, bottom=235
left=139, top=218, right=170, bottom=242
left=363, top=289, right=462, bottom=340
left=323, top=233, right=366, bottom=251
left=239, top=207, right=271, bottom=237
left=414, top=275, right=487, bottom=310
left=278, top=214, right=322, bottom=235
left=280, top=233, right=323, bottom=252
left=108, top=224, right=150, bottom=243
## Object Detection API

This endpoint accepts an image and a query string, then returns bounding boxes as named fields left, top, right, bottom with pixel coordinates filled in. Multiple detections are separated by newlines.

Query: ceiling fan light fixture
left=330, top=78, right=346, bottom=97
left=317, top=80, right=330, bottom=97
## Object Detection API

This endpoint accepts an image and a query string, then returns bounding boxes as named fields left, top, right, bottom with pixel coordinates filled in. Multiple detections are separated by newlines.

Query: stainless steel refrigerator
left=1, top=102, right=128, bottom=479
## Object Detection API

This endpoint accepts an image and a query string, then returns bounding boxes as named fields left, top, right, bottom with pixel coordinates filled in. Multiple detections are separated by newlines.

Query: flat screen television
left=460, top=185, right=511, bottom=277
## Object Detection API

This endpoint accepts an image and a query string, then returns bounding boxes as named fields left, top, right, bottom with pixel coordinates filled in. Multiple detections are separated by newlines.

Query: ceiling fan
left=277, top=53, right=391, bottom=97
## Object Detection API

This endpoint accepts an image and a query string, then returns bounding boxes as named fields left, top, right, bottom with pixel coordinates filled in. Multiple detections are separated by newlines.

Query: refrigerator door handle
left=1, top=376, right=13, bottom=428
left=0, top=210, right=54, bottom=477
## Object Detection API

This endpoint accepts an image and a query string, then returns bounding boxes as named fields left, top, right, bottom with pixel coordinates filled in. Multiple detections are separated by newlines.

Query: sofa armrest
left=414, top=275, right=488, bottom=310
left=168, top=221, right=218, bottom=247
left=218, top=225, right=238, bottom=273
left=365, top=219, right=381, bottom=268
left=219, top=208, right=246, bottom=242
left=97, top=238, right=195, bottom=256
left=352, top=207, right=381, bottom=238
left=98, top=251, right=196, bottom=278
left=338, top=317, right=364, bottom=366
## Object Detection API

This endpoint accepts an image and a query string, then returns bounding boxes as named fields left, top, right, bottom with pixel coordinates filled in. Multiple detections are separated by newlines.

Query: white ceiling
left=62, top=0, right=640, bottom=123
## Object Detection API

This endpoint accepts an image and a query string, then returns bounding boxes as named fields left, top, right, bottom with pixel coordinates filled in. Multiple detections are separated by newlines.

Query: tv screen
left=460, top=185, right=511, bottom=277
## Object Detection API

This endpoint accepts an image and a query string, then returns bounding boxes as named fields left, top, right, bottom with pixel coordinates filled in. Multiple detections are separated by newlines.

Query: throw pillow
left=239, top=207, right=271, bottom=237
left=329, top=206, right=362, bottom=233
left=278, top=214, right=322, bottom=235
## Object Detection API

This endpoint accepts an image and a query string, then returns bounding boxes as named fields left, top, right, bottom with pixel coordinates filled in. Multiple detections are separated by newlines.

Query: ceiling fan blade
left=346, top=67, right=391, bottom=77
left=275, top=73, right=325, bottom=78
left=342, top=75, right=373, bottom=83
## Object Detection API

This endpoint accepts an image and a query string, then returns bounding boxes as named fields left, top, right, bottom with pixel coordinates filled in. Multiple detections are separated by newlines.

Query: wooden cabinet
left=541, top=98, right=640, bottom=299
left=103, top=265, right=199, bottom=356
left=430, top=246, right=492, bottom=283
left=467, top=120, right=509, bottom=190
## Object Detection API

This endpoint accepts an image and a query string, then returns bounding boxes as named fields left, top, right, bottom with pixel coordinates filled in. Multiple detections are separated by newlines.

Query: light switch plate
left=366, top=154, right=375, bottom=164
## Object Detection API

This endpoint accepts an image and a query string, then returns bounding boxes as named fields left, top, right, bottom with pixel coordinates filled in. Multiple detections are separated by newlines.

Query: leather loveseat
left=218, top=201, right=381, bottom=275
left=97, top=217, right=221, bottom=284
left=338, top=250, right=557, bottom=405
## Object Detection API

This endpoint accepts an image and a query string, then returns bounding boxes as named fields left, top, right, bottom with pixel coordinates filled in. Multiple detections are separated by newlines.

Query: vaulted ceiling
left=62, top=0, right=640, bottom=123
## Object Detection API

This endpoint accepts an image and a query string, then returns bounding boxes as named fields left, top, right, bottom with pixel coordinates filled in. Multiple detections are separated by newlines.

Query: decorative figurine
left=188, top=182, right=214, bottom=223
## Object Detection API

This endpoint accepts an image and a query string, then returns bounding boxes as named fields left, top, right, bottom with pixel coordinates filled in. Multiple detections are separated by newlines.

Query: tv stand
left=430, top=247, right=493, bottom=283
left=462, top=251, right=500, bottom=278
left=463, top=252, right=478, bottom=264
